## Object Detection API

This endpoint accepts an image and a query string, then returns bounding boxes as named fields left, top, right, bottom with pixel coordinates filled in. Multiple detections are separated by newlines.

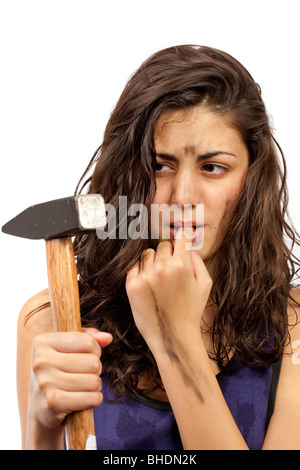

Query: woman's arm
left=126, top=230, right=300, bottom=449
left=154, top=329, right=249, bottom=450
left=17, top=289, right=112, bottom=450
left=17, top=289, right=55, bottom=448
left=126, top=229, right=249, bottom=450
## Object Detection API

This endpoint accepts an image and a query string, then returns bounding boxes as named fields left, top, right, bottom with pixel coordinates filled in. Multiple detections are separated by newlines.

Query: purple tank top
left=93, top=360, right=281, bottom=450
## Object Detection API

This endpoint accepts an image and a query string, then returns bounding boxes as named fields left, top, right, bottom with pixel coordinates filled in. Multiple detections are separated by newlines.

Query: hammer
left=2, top=194, right=107, bottom=450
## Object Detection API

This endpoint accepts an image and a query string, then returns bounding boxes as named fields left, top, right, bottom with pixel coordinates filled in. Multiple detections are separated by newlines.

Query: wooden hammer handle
left=46, top=237, right=96, bottom=450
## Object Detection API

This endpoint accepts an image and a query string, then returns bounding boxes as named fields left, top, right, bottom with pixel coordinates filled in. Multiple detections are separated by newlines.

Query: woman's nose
left=170, top=169, right=200, bottom=207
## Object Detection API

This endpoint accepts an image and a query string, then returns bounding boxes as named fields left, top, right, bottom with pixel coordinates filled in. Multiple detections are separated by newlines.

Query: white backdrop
left=0, top=0, right=299, bottom=450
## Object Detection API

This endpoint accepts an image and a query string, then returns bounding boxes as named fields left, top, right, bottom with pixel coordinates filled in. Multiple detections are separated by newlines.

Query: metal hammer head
left=2, top=194, right=106, bottom=240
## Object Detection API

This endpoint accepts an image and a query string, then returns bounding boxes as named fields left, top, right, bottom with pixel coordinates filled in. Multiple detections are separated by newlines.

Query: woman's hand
left=125, top=228, right=212, bottom=355
left=27, top=328, right=112, bottom=432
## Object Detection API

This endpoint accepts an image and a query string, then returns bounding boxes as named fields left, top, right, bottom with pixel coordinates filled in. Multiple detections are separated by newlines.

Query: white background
left=0, top=0, right=299, bottom=450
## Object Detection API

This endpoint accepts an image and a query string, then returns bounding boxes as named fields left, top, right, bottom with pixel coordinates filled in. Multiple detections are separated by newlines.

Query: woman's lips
left=169, top=222, right=204, bottom=243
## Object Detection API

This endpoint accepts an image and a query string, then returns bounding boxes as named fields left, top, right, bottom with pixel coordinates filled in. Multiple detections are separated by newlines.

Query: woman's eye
left=154, top=161, right=229, bottom=175
left=202, top=163, right=229, bottom=174
left=154, top=162, right=170, bottom=173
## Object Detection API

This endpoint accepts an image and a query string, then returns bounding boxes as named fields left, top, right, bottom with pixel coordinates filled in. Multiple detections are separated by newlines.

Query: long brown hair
left=73, top=45, right=300, bottom=396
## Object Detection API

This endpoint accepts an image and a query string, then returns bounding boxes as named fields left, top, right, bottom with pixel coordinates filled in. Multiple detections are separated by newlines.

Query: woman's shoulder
left=281, top=286, right=300, bottom=361
left=18, top=288, right=53, bottom=336
left=288, top=286, right=300, bottom=336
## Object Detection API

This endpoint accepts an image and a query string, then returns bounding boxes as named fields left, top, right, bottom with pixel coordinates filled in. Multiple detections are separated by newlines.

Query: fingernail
left=175, top=227, right=184, bottom=239
left=183, top=227, right=193, bottom=239
left=175, top=226, right=193, bottom=240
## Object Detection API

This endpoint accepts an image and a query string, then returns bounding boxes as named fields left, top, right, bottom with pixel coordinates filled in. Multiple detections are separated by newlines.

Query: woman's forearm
left=26, top=416, right=65, bottom=450
left=154, top=330, right=249, bottom=450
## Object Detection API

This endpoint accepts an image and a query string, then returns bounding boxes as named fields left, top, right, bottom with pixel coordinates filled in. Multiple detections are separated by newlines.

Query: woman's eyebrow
left=156, top=151, right=237, bottom=161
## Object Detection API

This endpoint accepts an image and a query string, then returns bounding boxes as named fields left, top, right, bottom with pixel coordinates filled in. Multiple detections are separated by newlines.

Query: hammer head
left=2, top=194, right=106, bottom=240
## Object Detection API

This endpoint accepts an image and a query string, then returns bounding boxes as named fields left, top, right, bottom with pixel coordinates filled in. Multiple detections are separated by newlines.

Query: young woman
left=17, top=45, right=300, bottom=450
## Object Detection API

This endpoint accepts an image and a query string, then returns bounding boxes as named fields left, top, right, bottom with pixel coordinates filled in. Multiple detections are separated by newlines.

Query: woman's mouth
left=169, top=222, right=204, bottom=244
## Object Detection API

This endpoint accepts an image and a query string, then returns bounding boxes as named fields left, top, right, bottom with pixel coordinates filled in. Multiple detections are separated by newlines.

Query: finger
left=52, top=371, right=102, bottom=392
left=34, top=332, right=101, bottom=355
left=82, top=328, right=113, bottom=348
left=52, top=352, right=102, bottom=375
left=155, top=240, right=173, bottom=260
left=126, top=260, right=140, bottom=280
left=173, top=227, right=193, bottom=256
left=140, top=248, right=155, bottom=272
left=51, top=389, right=103, bottom=414
left=190, top=250, right=208, bottom=281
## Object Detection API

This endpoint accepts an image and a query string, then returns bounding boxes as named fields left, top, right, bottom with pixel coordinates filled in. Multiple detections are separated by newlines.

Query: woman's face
left=151, top=106, right=249, bottom=264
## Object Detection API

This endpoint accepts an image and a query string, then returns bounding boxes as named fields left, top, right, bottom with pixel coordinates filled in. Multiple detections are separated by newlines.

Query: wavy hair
left=73, top=45, right=300, bottom=397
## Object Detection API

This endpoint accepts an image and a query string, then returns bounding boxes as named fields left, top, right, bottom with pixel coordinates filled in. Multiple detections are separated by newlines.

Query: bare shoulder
left=18, top=288, right=53, bottom=338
